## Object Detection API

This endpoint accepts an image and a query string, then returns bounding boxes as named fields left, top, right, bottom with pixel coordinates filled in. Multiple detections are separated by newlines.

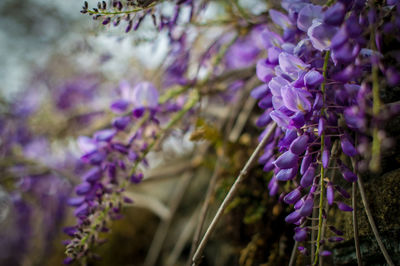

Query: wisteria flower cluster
left=63, top=80, right=199, bottom=263
left=80, top=0, right=204, bottom=33
left=250, top=0, right=400, bottom=263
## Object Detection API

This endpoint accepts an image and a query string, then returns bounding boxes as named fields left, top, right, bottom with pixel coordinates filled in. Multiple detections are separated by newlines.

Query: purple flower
left=112, top=116, right=131, bottom=131
left=270, top=110, right=291, bottom=128
left=299, top=197, right=313, bottom=217
left=256, top=59, right=275, bottom=82
left=82, top=167, right=102, bottom=182
left=386, top=67, right=400, bottom=86
left=264, top=159, right=275, bottom=172
left=339, top=163, right=357, bottom=182
left=344, top=106, right=365, bottom=129
left=294, top=196, right=305, bottom=210
left=130, top=173, right=143, bottom=184
left=321, top=250, right=332, bottom=256
left=250, top=84, right=269, bottom=99
left=274, top=151, right=299, bottom=169
left=322, top=147, right=330, bottom=168
left=75, top=182, right=92, bottom=195
left=278, top=52, right=310, bottom=75
left=94, top=129, right=117, bottom=142
left=269, top=76, right=289, bottom=96
left=74, top=203, right=89, bottom=218
left=300, top=150, right=312, bottom=175
left=298, top=246, right=307, bottom=255
left=329, top=236, right=344, bottom=242
left=132, top=82, right=159, bottom=108
left=329, top=225, right=344, bottom=236
left=269, top=9, right=293, bottom=30
left=276, top=166, right=298, bottom=181
left=261, top=28, right=284, bottom=48
left=267, top=47, right=281, bottom=64
left=297, top=4, right=323, bottom=32
left=290, top=112, right=306, bottom=128
left=304, top=70, right=323, bottom=88
left=318, top=117, right=325, bottom=136
left=294, top=228, right=308, bottom=241
left=81, top=150, right=106, bottom=165
left=340, top=135, right=357, bottom=157
left=331, top=26, right=348, bottom=49
left=281, top=86, right=312, bottom=112
left=258, top=94, right=273, bottom=109
left=110, top=99, right=130, bottom=113
left=226, top=38, right=260, bottom=68
left=332, top=43, right=360, bottom=65
left=67, top=197, right=85, bottom=207
left=323, top=3, right=346, bottom=26
left=307, top=21, right=338, bottom=51
left=256, top=109, right=273, bottom=127
left=336, top=186, right=350, bottom=198
left=300, top=164, right=315, bottom=188
left=327, top=182, right=334, bottom=205
left=77, top=136, right=97, bottom=155
left=345, top=15, right=363, bottom=38
left=290, top=134, right=309, bottom=155
left=285, top=210, right=301, bottom=223
left=284, top=188, right=302, bottom=204
left=337, top=202, right=353, bottom=212
left=268, top=177, right=279, bottom=196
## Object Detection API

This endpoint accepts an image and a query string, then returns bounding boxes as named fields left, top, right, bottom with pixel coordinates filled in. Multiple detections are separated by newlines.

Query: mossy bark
left=331, top=168, right=400, bottom=265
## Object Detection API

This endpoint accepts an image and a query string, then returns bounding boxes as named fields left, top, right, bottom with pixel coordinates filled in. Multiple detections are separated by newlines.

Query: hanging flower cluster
left=250, top=0, right=400, bottom=261
left=63, top=81, right=198, bottom=263
left=80, top=0, right=205, bottom=33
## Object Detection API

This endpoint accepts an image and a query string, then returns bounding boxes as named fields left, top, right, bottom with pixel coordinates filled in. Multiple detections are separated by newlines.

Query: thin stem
left=187, top=158, right=222, bottom=266
left=352, top=182, right=362, bottom=266
left=320, top=140, right=338, bottom=266
left=351, top=158, right=394, bottom=266
left=313, top=50, right=330, bottom=266
left=370, top=22, right=382, bottom=172
left=86, top=1, right=158, bottom=16
left=289, top=241, right=299, bottom=266
left=311, top=204, right=317, bottom=263
left=191, top=122, right=277, bottom=265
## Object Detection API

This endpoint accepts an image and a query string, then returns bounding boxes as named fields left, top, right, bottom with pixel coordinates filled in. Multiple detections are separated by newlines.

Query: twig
left=313, top=50, right=330, bottom=266
left=352, top=182, right=362, bottom=266
left=144, top=172, right=192, bottom=266
left=188, top=76, right=251, bottom=265
left=320, top=140, right=339, bottom=266
left=288, top=241, right=299, bottom=266
left=191, top=122, right=277, bottom=265
left=351, top=158, right=394, bottom=266
left=187, top=157, right=222, bottom=266
left=311, top=203, right=317, bottom=263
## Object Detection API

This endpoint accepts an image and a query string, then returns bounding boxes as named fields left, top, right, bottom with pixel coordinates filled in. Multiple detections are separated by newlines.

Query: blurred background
left=0, top=1, right=289, bottom=265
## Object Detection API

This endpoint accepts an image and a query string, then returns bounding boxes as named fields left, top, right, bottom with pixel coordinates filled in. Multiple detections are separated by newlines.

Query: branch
left=352, top=182, right=362, bottom=266
left=288, top=241, right=299, bottom=266
left=351, top=158, right=394, bottom=266
left=191, top=122, right=277, bottom=265
left=187, top=157, right=222, bottom=266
